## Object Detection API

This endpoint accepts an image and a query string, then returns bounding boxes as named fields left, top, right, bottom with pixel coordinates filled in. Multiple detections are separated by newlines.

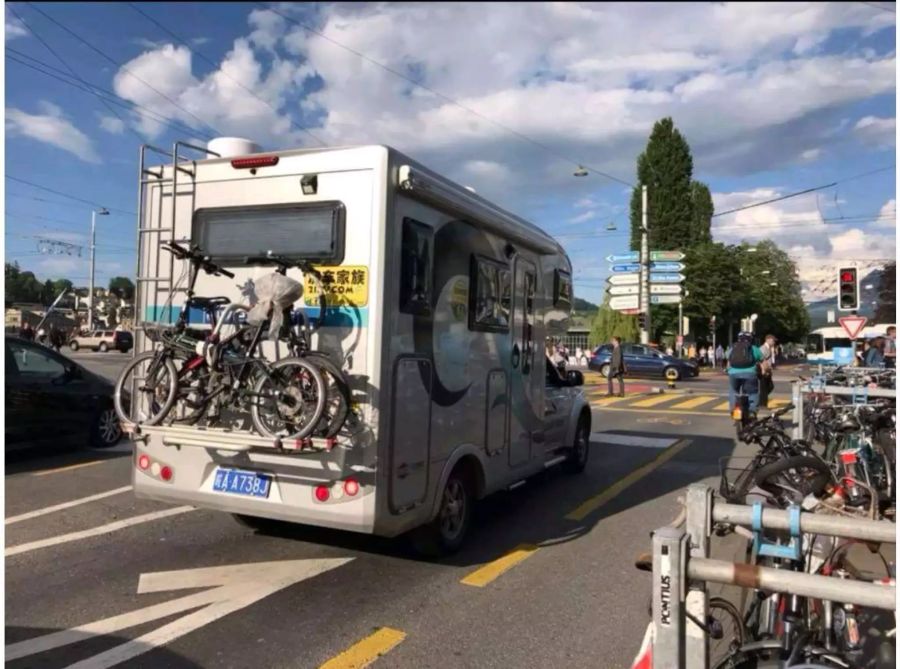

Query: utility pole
left=639, top=184, right=650, bottom=345
left=88, top=207, right=109, bottom=330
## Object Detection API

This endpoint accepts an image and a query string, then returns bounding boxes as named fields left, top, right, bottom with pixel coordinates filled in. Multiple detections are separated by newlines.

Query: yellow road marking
left=669, top=395, right=717, bottom=410
left=591, top=394, right=636, bottom=406
left=629, top=394, right=677, bottom=408
left=565, top=439, right=692, bottom=521
left=769, top=399, right=790, bottom=408
left=460, top=544, right=539, bottom=587
left=319, top=628, right=407, bottom=669
left=597, top=406, right=725, bottom=418
left=31, top=460, right=104, bottom=477
left=713, top=401, right=731, bottom=411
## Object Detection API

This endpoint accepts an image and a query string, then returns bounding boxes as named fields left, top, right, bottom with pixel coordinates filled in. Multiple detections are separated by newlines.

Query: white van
left=129, top=139, right=591, bottom=553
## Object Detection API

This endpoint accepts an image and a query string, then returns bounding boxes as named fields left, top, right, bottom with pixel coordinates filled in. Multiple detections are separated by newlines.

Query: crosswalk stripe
left=669, top=396, right=717, bottom=410
left=628, top=394, right=677, bottom=408
left=592, top=395, right=634, bottom=406
left=713, top=401, right=730, bottom=411
left=769, top=399, right=790, bottom=408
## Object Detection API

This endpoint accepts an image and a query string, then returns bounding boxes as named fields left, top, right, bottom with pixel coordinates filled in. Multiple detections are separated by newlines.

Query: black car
left=589, top=343, right=699, bottom=380
left=114, top=330, right=134, bottom=353
left=5, top=336, right=122, bottom=452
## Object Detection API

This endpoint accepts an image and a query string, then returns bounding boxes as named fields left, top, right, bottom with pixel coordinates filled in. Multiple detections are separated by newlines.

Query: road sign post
left=609, top=295, right=640, bottom=311
left=640, top=184, right=650, bottom=344
left=607, top=273, right=641, bottom=286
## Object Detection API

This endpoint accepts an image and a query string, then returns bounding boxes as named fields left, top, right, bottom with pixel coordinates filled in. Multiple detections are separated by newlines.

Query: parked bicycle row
left=113, top=242, right=351, bottom=444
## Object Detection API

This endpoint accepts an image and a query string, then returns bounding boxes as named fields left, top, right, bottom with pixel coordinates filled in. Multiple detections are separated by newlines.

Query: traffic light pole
left=639, top=184, right=650, bottom=345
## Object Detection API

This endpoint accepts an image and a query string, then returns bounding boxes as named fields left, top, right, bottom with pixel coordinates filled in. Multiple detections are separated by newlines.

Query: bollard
left=652, top=526, right=688, bottom=668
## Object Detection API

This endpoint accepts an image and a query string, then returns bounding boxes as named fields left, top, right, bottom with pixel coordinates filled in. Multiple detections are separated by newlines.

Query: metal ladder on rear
left=134, top=141, right=220, bottom=348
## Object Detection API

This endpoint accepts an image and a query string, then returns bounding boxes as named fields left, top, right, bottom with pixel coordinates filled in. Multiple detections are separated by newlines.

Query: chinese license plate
left=212, top=468, right=272, bottom=498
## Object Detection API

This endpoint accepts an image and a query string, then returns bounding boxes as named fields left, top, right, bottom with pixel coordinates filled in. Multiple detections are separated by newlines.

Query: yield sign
left=838, top=315, right=867, bottom=339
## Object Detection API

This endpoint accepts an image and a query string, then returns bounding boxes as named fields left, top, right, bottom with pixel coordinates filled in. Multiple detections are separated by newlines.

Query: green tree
left=874, top=262, right=896, bottom=324
left=589, top=296, right=639, bottom=346
left=682, top=243, right=746, bottom=340
left=629, top=117, right=695, bottom=252
left=5, top=263, right=43, bottom=304
left=109, top=276, right=135, bottom=301
left=690, top=181, right=714, bottom=244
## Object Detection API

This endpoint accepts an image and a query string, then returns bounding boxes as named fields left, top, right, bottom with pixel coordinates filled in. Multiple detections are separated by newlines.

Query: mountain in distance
left=573, top=297, right=598, bottom=313
left=806, top=268, right=882, bottom=329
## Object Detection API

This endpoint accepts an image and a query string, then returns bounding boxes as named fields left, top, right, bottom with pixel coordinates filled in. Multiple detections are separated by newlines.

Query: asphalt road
left=4, top=356, right=888, bottom=668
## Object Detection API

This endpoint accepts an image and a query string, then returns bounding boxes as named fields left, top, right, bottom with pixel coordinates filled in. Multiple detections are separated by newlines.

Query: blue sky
left=4, top=2, right=896, bottom=303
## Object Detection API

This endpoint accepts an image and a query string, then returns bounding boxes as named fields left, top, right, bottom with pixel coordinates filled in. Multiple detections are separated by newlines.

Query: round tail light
left=344, top=479, right=359, bottom=496
left=160, top=465, right=173, bottom=481
left=138, top=454, right=150, bottom=470
left=314, top=485, right=330, bottom=502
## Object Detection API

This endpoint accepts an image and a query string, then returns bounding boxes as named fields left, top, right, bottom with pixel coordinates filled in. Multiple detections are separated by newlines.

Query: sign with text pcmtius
left=304, top=266, right=369, bottom=307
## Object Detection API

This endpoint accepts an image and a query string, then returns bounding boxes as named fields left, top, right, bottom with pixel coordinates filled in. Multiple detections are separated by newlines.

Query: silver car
left=68, top=330, right=117, bottom=352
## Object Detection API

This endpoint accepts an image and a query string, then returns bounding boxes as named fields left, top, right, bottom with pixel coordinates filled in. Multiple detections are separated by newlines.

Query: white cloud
left=132, top=37, right=168, bottom=50
left=6, top=102, right=100, bottom=163
left=569, top=211, right=597, bottom=225
left=854, top=116, right=896, bottom=148
left=99, top=115, right=125, bottom=135
left=248, top=8, right=285, bottom=52
left=191, top=36, right=210, bottom=46
left=6, top=13, right=27, bottom=40
left=800, top=148, right=821, bottom=162
left=574, top=198, right=597, bottom=209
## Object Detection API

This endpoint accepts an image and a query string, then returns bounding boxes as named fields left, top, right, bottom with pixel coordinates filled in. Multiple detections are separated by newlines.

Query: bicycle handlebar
left=162, top=241, right=235, bottom=278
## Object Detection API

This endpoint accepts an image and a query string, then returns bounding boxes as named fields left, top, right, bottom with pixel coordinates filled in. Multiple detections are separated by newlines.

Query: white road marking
left=5, top=558, right=354, bottom=667
left=5, top=485, right=133, bottom=525
left=591, top=432, right=677, bottom=449
left=5, top=506, right=194, bottom=557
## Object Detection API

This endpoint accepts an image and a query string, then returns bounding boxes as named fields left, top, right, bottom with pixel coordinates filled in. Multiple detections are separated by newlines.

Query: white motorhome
left=130, top=139, right=591, bottom=553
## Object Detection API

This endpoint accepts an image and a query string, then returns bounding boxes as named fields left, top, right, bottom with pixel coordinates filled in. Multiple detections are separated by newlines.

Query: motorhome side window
left=470, top=256, right=511, bottom=332
left=399, top=218, right=433, bottom=316
left=554, top=269, right=572, bottom=307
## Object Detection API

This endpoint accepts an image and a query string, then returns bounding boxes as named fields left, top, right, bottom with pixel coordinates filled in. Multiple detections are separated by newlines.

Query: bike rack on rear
left=124, top=422, right=338, bottom=453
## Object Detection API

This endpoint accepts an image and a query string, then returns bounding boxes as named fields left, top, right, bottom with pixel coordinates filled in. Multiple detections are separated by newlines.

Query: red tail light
left=160, top=466, right=173, bottom=481
left=315, top=485, right=330, bottom=502
left=231, top=155, right=279, bottom=169
left=138, top=454, right=150, bottom=470
left=344, top=479, right=359, bottom=496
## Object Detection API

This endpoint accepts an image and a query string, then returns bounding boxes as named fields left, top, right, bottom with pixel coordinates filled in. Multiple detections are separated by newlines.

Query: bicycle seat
left=190, top=296, right=231, bottom=309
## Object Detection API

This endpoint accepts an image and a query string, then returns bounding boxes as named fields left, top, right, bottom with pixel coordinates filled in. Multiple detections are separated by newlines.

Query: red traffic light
left=840, top=270, right=855, bottom=282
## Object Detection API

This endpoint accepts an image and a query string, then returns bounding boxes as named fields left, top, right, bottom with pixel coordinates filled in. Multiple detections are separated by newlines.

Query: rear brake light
left=160, top=466, right=173, bottom=481
left=344, top=479, right=359, bottom=496
left=315, top=485, right=330, bottom=502
left=231, top=155, right=279, bottom=169
left=138, top=454, right=150, bottom=470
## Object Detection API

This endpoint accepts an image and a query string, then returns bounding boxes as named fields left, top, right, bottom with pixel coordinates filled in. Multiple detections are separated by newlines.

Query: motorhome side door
left=508, top=257, right=538, bottom=468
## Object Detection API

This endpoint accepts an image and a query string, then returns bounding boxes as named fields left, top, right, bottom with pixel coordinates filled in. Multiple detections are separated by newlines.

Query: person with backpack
left=728, top=331, right=764, bottom=416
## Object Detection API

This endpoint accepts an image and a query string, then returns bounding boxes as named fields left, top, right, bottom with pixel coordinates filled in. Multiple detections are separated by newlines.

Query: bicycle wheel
left=708, top=597, right=747, bottom=668
left=166, top=358, right=212, bottom=425
left=305, top=352, right=350, bottom=438
left=753, top=455, right=833, bottom=506
left=114, top=351, right=178, bottom=425
left=250, top=357, right=327, bottom=440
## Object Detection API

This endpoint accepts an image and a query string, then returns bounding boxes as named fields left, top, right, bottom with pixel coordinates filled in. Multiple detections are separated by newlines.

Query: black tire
left=114, top=351, right=179, bottom=425
left=99, top=342, right=109, bottom=353
left=167, top=360, right=211, bottom=426
left=599, top=363, right=610, bottom=378
left=708, top=597, right=746, bottom=667
left=91, top=406, right=123, bottom=448
left=250, top=357, right=327, bottom=439
left=306, top=352, right=351, bottom=438
left=664, top=366, right=681, bottom=381
left=753, top=455, right=833, bottom=505
left=564, top=414, right=590, bottom=473
left=410, top=469, right=472, bottom=557
left=69, top=341, right=79, bottom=352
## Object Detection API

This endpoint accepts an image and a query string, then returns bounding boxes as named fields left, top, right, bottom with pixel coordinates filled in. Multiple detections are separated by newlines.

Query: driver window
left=545, top=356, right=564, bottom=386
left=8, top=341, right=66, bottom=378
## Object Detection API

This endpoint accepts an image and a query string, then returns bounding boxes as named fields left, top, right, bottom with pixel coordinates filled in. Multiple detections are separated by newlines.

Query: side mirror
left=567, top=370, right=584, bottom=387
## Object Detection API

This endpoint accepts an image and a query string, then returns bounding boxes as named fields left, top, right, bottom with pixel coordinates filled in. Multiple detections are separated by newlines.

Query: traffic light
left=837, top=266, right=859, bottom=312
left=638, top=312, right=647, bottom=330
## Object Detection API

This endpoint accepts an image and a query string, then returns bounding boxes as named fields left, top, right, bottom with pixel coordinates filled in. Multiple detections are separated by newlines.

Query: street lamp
left=88, top=207, right=110, bottom=330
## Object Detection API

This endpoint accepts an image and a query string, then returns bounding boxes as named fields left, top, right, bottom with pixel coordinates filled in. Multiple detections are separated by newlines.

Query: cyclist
left=727, top=331, right=764, bottom=417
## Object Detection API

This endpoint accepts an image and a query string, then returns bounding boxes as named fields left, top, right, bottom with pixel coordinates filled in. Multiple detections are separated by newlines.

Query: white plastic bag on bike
left=246, top=272, right=303, bottom=340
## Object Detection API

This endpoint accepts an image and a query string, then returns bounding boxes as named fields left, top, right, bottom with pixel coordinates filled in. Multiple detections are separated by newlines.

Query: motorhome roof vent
left=207, top=137, right=261, bottom=158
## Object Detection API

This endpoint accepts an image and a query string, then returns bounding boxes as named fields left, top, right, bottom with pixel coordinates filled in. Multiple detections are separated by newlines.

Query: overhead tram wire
left=263, top=4, right=633, bottom=188
left=25, top=2, right=224, bottom=139
left=6, top=49, right=215, bottom=141
left=125, top=3, right=327, bottom=147
left=6, top=4, right=148, bottom=146
left=858, top=1, right=897, bottom=13
left=5, top=176, right=136, bottom=216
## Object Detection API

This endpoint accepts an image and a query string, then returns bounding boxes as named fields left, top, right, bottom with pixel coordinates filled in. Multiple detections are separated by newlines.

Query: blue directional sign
left=606, top=252, right=639, bottom=263
left=611, top=263, right=641, bottom=273
left=650, top=273, right=685, bottom=284
left=650, top=261, right=685, bottom=272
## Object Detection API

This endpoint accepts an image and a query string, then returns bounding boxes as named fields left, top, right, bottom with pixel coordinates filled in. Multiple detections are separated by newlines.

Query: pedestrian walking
left=50, top=326, right=65, bottom=352
left=728, top=331, right=764, bottom=415
left=707, top=346, right=715, bottom=367
left=665, top=345, right=674, bottom=357
left=698, top=346, right=707, bottom=367
left=864, top=335, right=886, bottom=368
left=607, top=336, right=626, bottom=397
left=36, top=327, right=48, bottom=346
left=715, top=344, right=724, bottom=369
left=757, top=334, right=777, bottom=408
left=20, top=322, right=35, bottom=342
left=884, top=326, right=896, bottom=369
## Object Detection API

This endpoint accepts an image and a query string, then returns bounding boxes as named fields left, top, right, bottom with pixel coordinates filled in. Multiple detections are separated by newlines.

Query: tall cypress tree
left=629, top=117, right=695, bottom=252
left=690, top=181, right=714, bottom=244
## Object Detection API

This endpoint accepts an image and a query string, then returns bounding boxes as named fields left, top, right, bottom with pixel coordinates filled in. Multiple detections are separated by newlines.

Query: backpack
left=729, top=341, right=755, bottom=368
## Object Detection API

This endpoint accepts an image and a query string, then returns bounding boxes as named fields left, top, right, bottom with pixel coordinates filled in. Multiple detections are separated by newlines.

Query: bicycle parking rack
left=650, top=484, right=896, bottom=668
left=791, top=373, right=897, bottom=441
